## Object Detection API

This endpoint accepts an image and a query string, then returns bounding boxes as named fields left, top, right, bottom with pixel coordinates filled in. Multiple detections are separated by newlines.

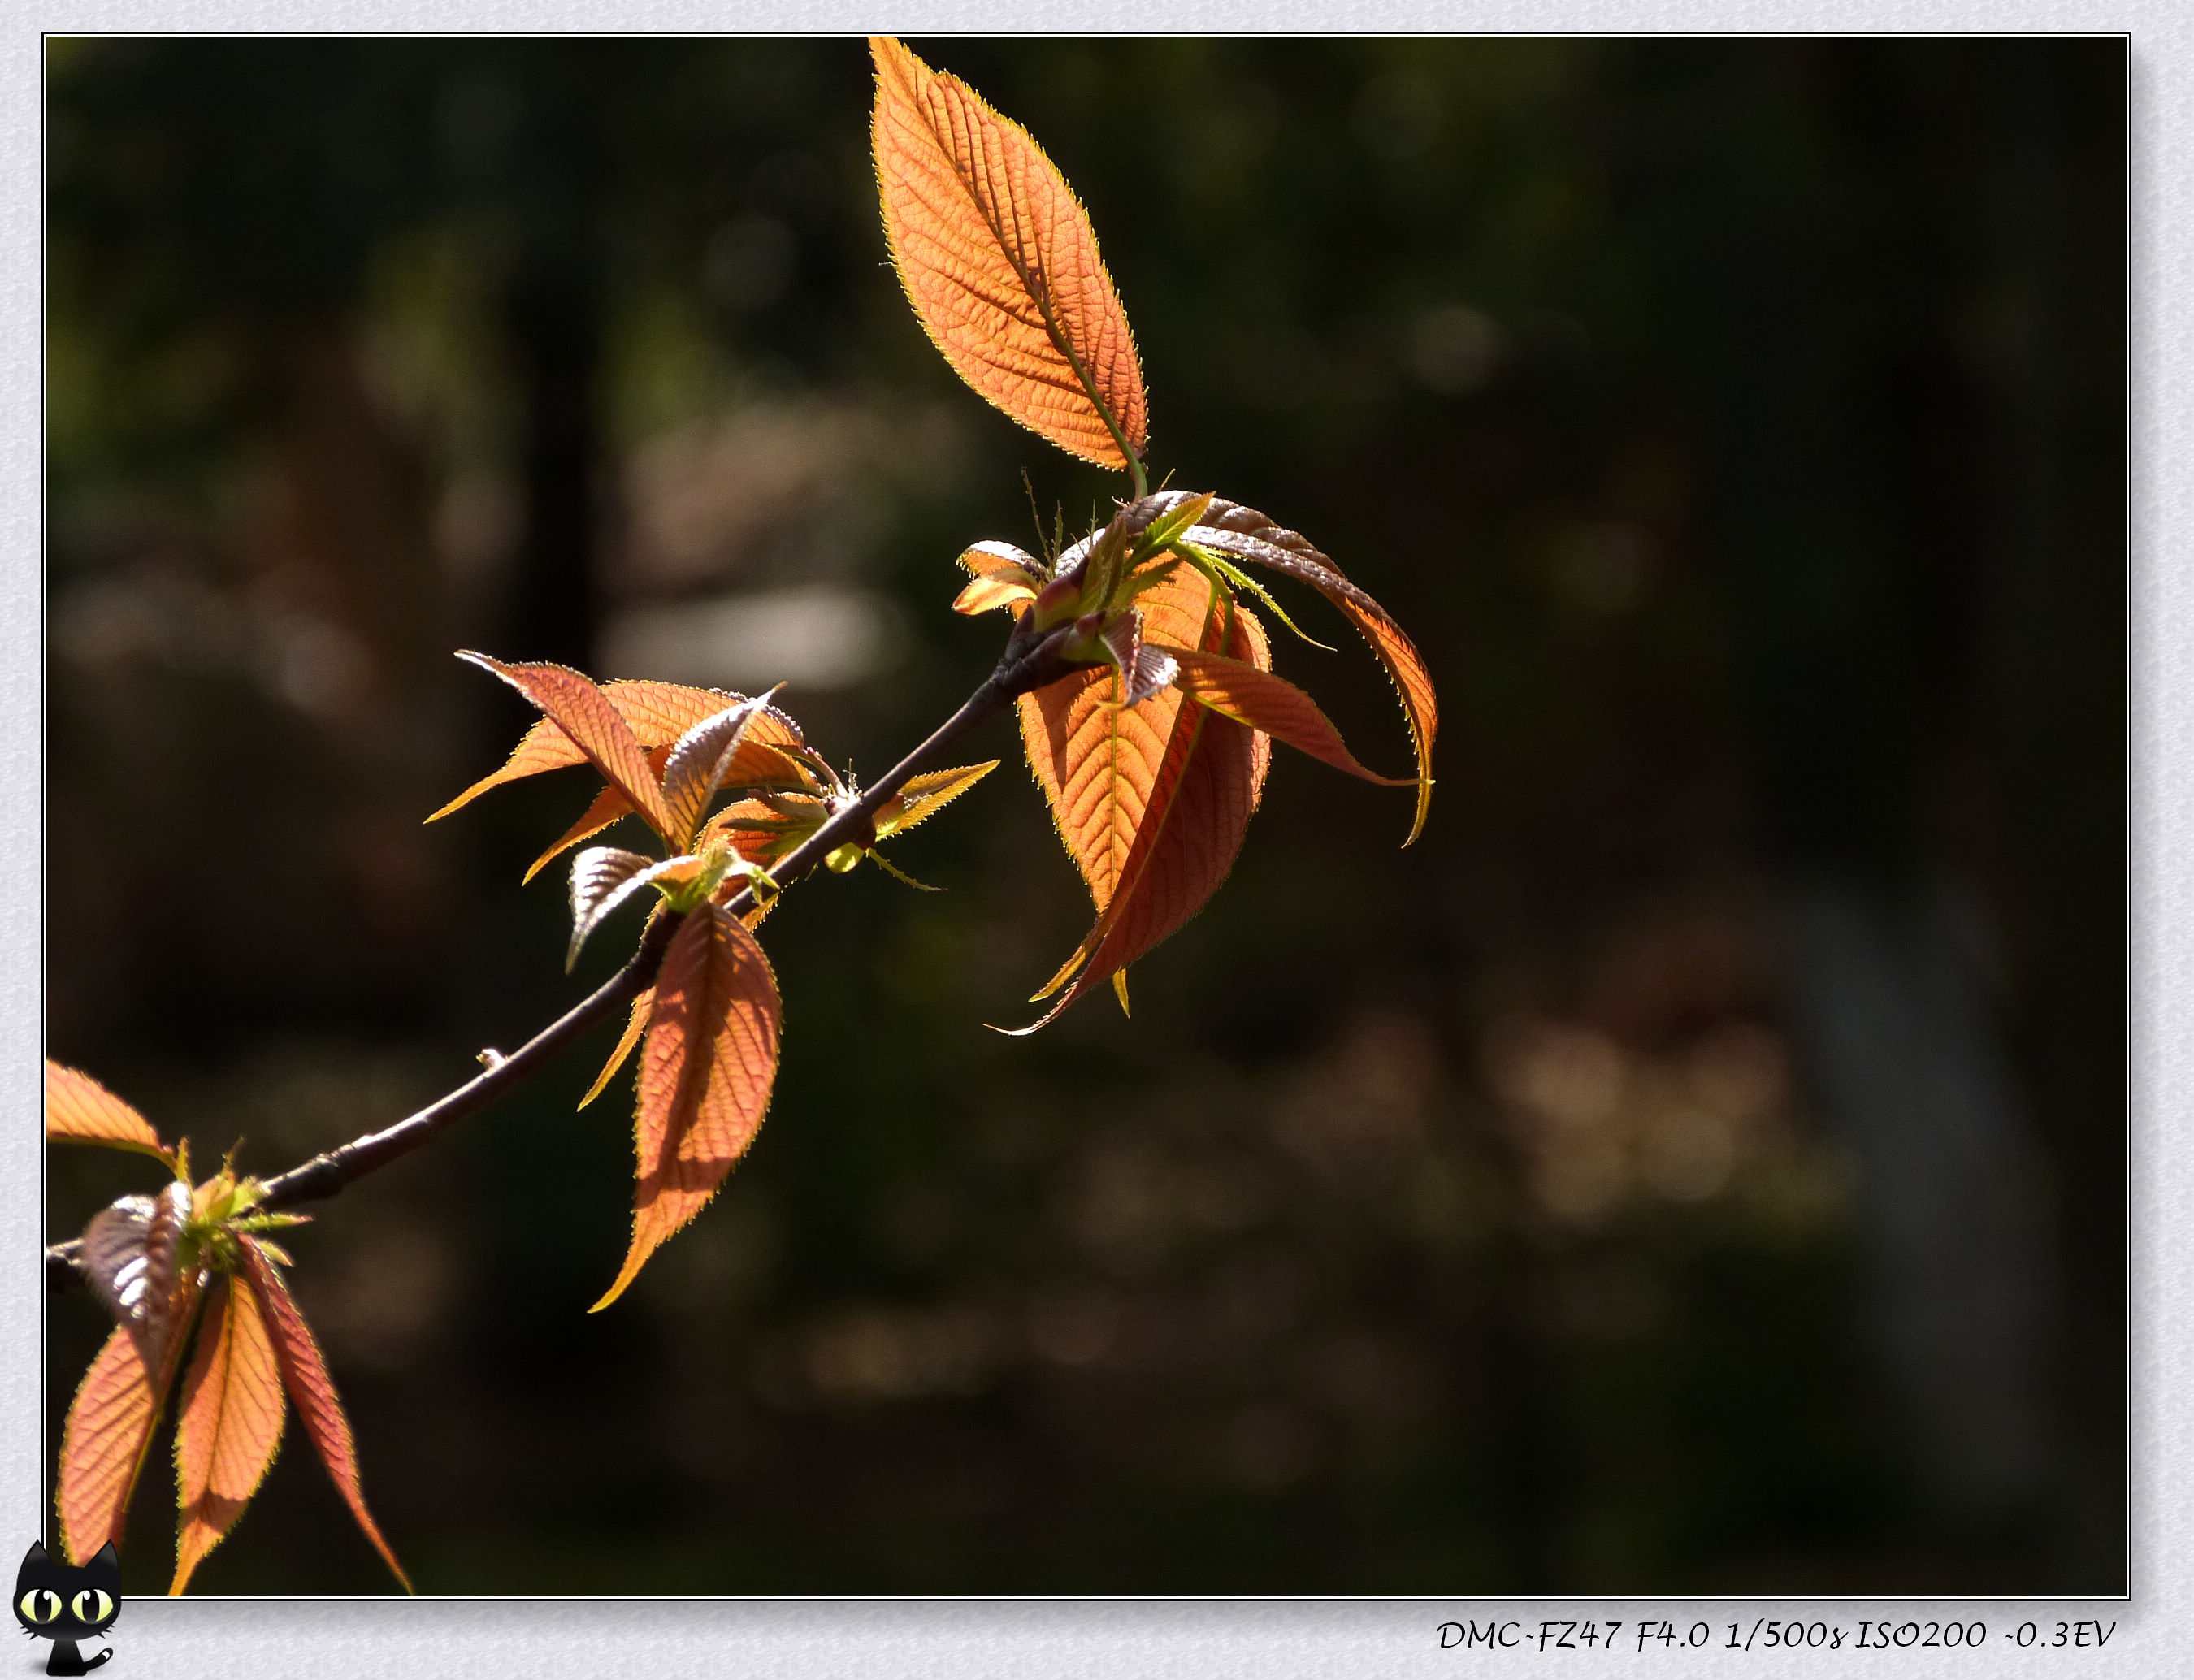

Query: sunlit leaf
left=170, top=1274, right=284, bottom=1596
left=954, top=574, right=1043, bottom=615
left=592, top=906, right=782, bottom=1312
left=1164, top=647, right=1412, bottom=786
left=1017, top=561, right=1220, bottom=916
left=45, top=1062, right=175, bottom=1168
left=521, top=739, right=815, bottom=884
left=873, top=760, right=999, bottom=840
left=566, top=847, right=707, bottom=972
left=660, top=692, right=781, bottom=850
left=580, top=988, right=653, bottom=1111
left=1014, top=605, right=1272, bottom=1029
left=700, top=792, right=831, bottom=868
left=455, top=655, right=678, bottom=842
left=1182, top=500, right=1438, bottom=843
left=235, top=1239, right=410, bottom=1592
left=58, top=1273, right=202, bottom=1565
left=81, top=1181, right=193, bottom=1375
left=1099, top=610, right=1179, bottom=709
left=871, top=36, right=1147, bottom=470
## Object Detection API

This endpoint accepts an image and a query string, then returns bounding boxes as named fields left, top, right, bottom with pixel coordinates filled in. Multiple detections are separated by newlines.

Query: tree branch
left=48, top=617, right=1074, bottom=1293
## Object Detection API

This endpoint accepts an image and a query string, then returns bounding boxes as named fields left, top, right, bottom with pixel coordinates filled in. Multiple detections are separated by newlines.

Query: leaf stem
left=47, top=622, right=1075, bottom=1293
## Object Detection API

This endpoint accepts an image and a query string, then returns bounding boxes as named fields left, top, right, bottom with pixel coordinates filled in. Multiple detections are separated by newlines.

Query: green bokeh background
left=44, top=37, right=2122, bottom=1595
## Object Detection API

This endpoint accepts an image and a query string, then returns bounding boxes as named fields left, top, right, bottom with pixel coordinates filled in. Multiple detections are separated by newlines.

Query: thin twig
left=48, top=619, right=1073, bottom=1292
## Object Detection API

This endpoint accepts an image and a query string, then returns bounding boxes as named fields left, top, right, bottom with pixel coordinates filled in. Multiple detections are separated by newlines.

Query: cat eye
left=71, top=1590, right=114, bottom=1622
left=16, top=1588, right=60, bottom=1623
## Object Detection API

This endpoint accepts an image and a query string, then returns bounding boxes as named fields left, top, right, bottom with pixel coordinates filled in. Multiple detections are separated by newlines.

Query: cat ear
left=20, top=1539, right=46, bottom=1565
left=89, top=1543, right=118, bottom=1569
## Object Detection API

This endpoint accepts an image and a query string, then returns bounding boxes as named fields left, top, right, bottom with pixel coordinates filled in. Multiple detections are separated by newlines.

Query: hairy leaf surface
left=46, top=1062, right=174, bottom=1167
left=874, top=761, right=999, bottom=839
left=661, top=694, right=780, bottom=848
left=170, top=1275, right=285, bottom=1595
left=1164, top=648, right=1411, bottom=786
left=431, top=678, right=805, bottom=821
left=581, top=988, right=653, bottom=1111
left=1183, top=500, right=1438, bottom=842
left=236, top=1240, right=410, bottom=1591
left=457, top=655, right=678, bottom=842
left=871, top=36, right=1146, bottom=470
left=593, top=906, right=782, bottom=1311
left=1017, top=562, right=1219, bottom=914
left=58, top=1273, right=200, bottom=1565
left=1016, top=607, right=1271, bottom=1028
left=81, top=1181, right=193, bottom=1375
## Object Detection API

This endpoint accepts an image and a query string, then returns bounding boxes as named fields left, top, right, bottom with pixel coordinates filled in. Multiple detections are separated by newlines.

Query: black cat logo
left=14, top=1541, right=119, bottom=1676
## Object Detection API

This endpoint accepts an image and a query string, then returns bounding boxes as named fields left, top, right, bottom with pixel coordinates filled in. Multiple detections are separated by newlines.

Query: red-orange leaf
left=1013, top=605, right=1271, bottom=1030
left=871, top=36, right=1147, bottom=470
left=58, top=1273, right=202, bottom=1565
left=1017, top=561, right=1222, bottom=917
left=580, top=987, right=653, bottom=1111
left=170, top=1274, right=285, bottom=1595
left=592, top=906, right=782, bottom=1312
left=457, top=654, right=677, bottom=842
left=236, top=1239, right=410, bottom=1592
left=431, top=677, right=808, bottom=824
left=1164, top=647, right=1413, bottom=786
left=46, top=1062, right=174, bottom=1168
left=1183, top=502, right=1438, bottom=844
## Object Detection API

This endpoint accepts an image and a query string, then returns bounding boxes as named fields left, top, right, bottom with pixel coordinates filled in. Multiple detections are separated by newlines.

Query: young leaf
left=567, top=847, right=700, bottom=972
left=46, top=1062, right=175, bottom=1168
left=456, top=655, right=679, bottom=842
left=235, top=1238, right=411, bottom=1592
left=870, top=36, right=1147, bottom=471
left=429, top=680, right=804, bottom=820
left=522, top=738, right=815, bottom=884
left=1014, top=605, right=1271, bottom=1029
left=58, top=1273, right=202, bottom=1565
left=954, top=573, right=1043, bottom=616
left=580, top=988, right=653, bottom=1111
left=872, top=760, right=999, bottom=840
left=1017, top=561, right=1218, bottom=916
left=700, top=793, right=831, bottom=867
left=660, top=692, right=781, bottom=850
left=1164, top=647, right=1414, bottom=786
left=81, top=1181, right=193, bottom=1375
left=170, top=1274, right=285, bottom=1595
left=1182, top=500, right=1439, bottom=843
left=592, top=906, right=782, bottom=1312
left=1099, top=610, right=1180, bottom=710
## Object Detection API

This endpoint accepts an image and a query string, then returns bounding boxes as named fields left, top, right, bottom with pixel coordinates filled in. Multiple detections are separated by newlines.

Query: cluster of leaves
left=46, top=1064, right=407, bottom=1594
left=47, top=36, right=1438, bottom=1592
left=872, top=35, right=1437, bottom=1026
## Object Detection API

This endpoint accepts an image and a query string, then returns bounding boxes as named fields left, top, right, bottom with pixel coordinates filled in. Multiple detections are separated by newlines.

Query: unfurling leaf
left=1099, top=610, right=1180, bottom=710
left=58, top=1271, right=202, bottom=1564
left=592, top=906, right=782, bottom=1312
left=660, top=691, right=783, bottom=849
left=455, top=654, right=679, bottom=842
left=235, top=1239, right=410, bottom=1592
left=430, top=679, right=806, bottom=821
left=46, top=1062, right=175, bottom=1168
left=522, top=738, right=814, bottom=885
left=81, top=1180, right=193, bottom=1375
left=1182, top=500, right=1438, bottom=843
left=701, top=792, right=831, bottom=868
left=873, top=760, right=999, bottom=840
left=170, top=1275, right=285, bottom=1595
left=567, top=847, right=701, bottom=971
left=1164, top=648, right=1413, bottom=786
left=1013, top=604, right=1271, bottom=1031
left=871, top=36, right=1147, bottom=470
left=954, top=573, right=1043, bottom=615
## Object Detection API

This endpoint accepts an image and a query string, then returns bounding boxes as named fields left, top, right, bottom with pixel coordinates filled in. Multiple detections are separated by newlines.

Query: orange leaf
left=1184, top=502, right=1438, bottom=843
left=1017, top=561, right=1221, bottom=916
left=579, top=987, right=653, bottom=1111
left=954, top=574, right=1041, bottom=615
left=1164, top=647, right=1414, bottom=786
left=431, top=678, right=805, bottom=821
left=170, top=1275, right=285, bottom=1595
left=871, top=36, right=1147, bottom=470
left=58, top=1272, right=202, bottom=1565
left=456, top=655, right=678, bottom=842
left=1012, top=606, right=1270, bottom=1030
left=592, top=906, right=782, bottom=1312
left=236, top=1240, right=411, bottom=1592
left=46, top=1062, right=174, bottom=1167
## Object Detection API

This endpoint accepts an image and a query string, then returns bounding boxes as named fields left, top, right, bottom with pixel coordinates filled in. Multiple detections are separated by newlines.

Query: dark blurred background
left=43, top=37, right=2123, bottom=1596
